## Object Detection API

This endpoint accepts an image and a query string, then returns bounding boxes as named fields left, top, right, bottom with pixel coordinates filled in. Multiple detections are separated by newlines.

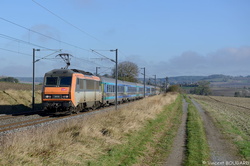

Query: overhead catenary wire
left=0, top=32, right=109, bottom=73
left=72, top=56, right=103, bottom=66
left=35, top=50, right=62, bottom=62
left=97, top=67, right=113, bottom=75
left=0, top=4, right=149, bottom=76
left=0, top=18, right=108, bottom=67
left=0, top=47, right=31, bottom=57
left=0, top=47, right=60, bottom=63
left=32, top=0, right=112, bottom=48
left=91, top=49, right=116, bottom=63
left=31, top=0, right=131, bottom=61
left=0, top=33, right=63, bottom=60
left=0, top=17, right=90, bottom=52
left=0, top=17, right=121, bottom=64
left=0, top=33, right=59, bottom=51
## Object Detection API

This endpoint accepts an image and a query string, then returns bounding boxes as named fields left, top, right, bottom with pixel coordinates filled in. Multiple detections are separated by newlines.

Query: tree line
left=0, top=77, right=19, bottom=83
left=189, top=81, right=211, bottom=95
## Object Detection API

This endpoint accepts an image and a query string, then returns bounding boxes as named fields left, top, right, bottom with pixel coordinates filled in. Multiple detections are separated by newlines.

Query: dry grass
left=0, top=82, right=42, bottom=91
left=0, top=93, right=178, bottom=165
left=0, top=90, right=41, bottom=114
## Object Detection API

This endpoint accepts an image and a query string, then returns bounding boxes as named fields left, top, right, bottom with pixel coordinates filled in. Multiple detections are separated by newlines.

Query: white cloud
left=147, top=46, right=250, bottom=77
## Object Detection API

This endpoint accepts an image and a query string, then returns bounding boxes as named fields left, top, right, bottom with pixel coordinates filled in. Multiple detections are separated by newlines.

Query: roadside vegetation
left=0, top=77, right=19, bottom=83
left=167, top=84, right=181, bottom=93
left=193, top=95, right=250, bottom=161
left=189, top=81, right=211, bottom=95
left=184, top=95, right=210, bottom=166
left=0, top=93, right=181, bottom=165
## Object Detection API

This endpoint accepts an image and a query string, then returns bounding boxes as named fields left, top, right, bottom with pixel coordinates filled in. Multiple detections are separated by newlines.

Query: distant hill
left=167, top=74, right=250, bottom=85
left=168, top=76, right=206, bottom=84
left=169, top=74, right=250, bottom=97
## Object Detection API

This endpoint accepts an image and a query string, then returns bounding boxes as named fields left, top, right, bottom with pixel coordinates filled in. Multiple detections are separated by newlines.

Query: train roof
left=44, top=69, right=158, bottom=88
left=100, top=76, right=155, bottom=88
left=100, top=76, right=137, bottom=86
left=44, top=69, right=93, bottom=77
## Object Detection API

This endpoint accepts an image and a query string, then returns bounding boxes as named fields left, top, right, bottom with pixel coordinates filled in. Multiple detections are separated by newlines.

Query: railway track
left=0, top=97, right=139, bottom=135
left=0, top=116, right=52, bottom=133
left=0, top=110, right=44, bottom=119
left=0, top=111, right=94, bottom=134
left=0, top=103, right=126, bottom=134
left=0, top=115, right=16, bottom=120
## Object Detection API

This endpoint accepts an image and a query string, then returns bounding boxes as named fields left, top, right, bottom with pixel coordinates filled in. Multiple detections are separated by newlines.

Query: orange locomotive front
left=42, top=69, right=76, bottom=113
left=42, top=69, right=102, bottom=114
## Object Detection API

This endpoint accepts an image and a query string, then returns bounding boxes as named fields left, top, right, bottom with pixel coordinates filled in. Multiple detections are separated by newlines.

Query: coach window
left=95, top=81, right=100, bottom=90
left=119, top=86, right=124, bottom=92
left=86, top=80, right=95, bottom=90
left=77, top=78, right=80, bottom=85
left=80, top=79, right=84, bottom=90
left=76, top=78, right=80, bottom=90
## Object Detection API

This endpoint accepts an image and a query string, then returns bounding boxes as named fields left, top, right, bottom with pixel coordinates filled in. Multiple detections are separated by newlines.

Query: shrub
left=0, top=77, right=19, bottom=83
left=167, top=85, right=180, bottom=92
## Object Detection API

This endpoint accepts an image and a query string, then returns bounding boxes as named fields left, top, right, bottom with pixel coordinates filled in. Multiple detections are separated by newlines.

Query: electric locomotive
left=42, top=69, right=101, bottom=114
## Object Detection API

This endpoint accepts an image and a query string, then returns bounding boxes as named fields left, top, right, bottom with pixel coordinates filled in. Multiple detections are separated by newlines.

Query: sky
left=0, top=0, right=250, bottom=78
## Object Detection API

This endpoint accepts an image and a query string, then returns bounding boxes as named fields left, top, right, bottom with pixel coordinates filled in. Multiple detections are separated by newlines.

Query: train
left=42, top=68, right=159, bottom=114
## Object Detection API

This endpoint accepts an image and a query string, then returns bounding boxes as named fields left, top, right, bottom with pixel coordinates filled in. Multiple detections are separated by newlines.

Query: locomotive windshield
left=45, top=77, right=72, bottom=87
left=59, top=77, right=72, bottom=86
left=46, top=77, right=58, bottom=86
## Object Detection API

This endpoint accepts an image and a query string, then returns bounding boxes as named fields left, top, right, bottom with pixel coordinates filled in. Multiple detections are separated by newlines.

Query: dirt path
left=165, top=98, right=243, bottom=166
left=165, top=99, right=188, bottom=166
left=191, top=99, right=242, bottom=165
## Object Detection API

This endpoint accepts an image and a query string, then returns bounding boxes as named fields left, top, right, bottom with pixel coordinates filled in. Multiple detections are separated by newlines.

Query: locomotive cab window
left=59, top=77, right=72, bottom=86
left=45, top=77, right=72, bottom=87
left=45, top=77, right=58, bottom=86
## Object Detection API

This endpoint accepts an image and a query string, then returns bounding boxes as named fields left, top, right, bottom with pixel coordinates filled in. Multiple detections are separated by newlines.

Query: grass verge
left=87, top=94, right=183, bottom=166
left=184, top=96, right=210, bottom=166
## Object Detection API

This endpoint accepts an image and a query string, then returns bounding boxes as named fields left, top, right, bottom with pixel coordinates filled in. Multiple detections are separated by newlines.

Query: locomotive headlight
left=44, top=94, right=52, bottom=99
left=62, top=94, right=70, bottom=99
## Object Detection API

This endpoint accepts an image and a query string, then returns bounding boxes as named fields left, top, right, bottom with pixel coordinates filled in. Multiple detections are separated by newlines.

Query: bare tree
left=112, top=61, right=139, bottom=82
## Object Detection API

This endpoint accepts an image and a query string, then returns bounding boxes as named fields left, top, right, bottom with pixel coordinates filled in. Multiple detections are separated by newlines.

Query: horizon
left=6, top=73, right=250, bottom=79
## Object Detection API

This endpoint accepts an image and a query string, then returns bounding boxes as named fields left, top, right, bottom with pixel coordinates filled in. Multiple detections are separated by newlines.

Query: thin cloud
left=23, top=24, right=61, bottom=43
left=150, top=46, right=250, bottom=77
